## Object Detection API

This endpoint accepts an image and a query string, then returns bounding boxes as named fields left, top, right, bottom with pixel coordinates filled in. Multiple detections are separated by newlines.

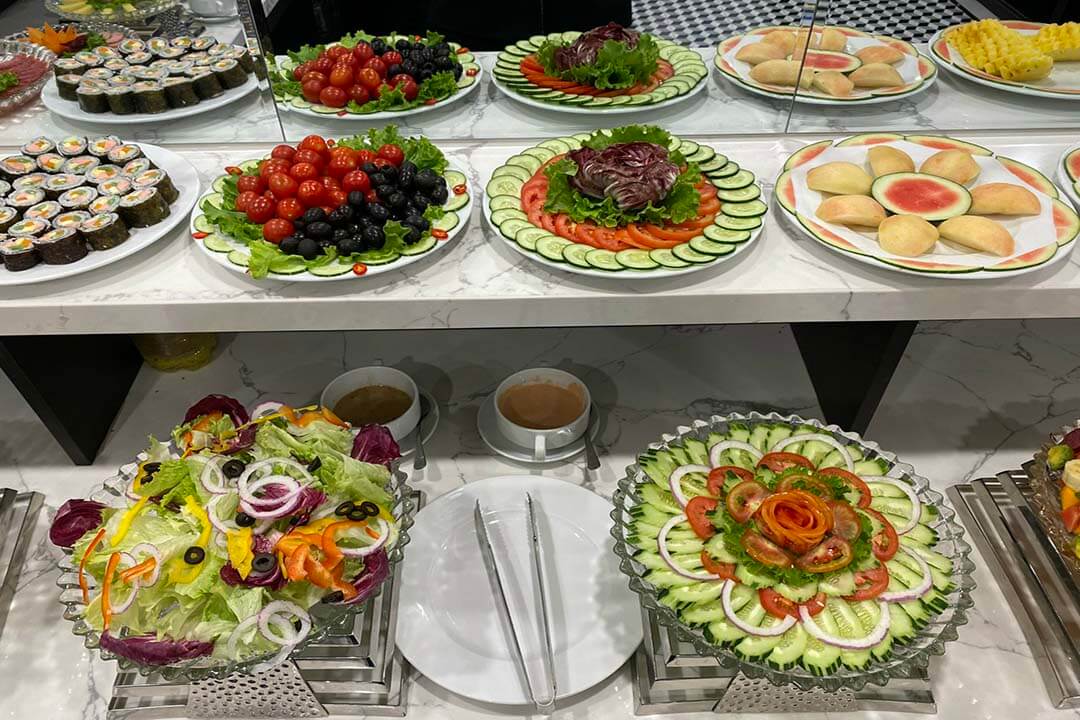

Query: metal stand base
left=631, top=605, right=936, bottom=715
left=0, top=489, right=44, bottom=638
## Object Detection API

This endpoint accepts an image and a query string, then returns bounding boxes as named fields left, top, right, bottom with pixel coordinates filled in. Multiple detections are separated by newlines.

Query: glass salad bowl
left=610, top=411, right=976, bottom=692
left=55, top=459, right=415, bottom=682
left=1026, top=420, right=1080, bottom=583
left=0, top=41, right=55, bottom=115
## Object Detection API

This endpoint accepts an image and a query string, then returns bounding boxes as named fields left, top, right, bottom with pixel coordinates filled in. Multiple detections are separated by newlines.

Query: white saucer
left=397, top=388, right=439, bottom=459
left=477, top=394, right=600, bottom=464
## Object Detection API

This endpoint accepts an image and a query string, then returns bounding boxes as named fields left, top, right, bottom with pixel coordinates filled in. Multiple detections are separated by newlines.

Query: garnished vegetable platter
left=483, top=125, right=764, bottom=277
left=270, top=31, right=480, bottom=119
left=191, top=127, right=470, bottom=281
left=491, top=23, right=707, bottom=114
left=52, top=394, right=412, bottom=679
left=612, top=413, right=974, bottom=687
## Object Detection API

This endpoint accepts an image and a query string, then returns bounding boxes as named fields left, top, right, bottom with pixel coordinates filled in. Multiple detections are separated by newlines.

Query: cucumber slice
left=698, top=154, right=729, bottom=172
left=672, top=244, right=717, bottom=264
left=432, top=212, right=459, bottom=233
left=818, top=571, right=856, bottom=596
left=774, top=582, right=817, bottom=603
left=585, top=248, right=624, bottom=271
left=607, top=95, right=633, bottom=106
left=538, top=139, right=572, bottom=155
left=515, top=40, right=537, bottom=53
left=718, top=184, right=762, bottom=203
left=202, top=192, right=224, bottom=209
left=444, top=170, right=467, bottom=188
left=616, top=249, right=660, bottom=270
left=491, top=208, right=528, bottom=225
left=649, top=248, right=691, bottom=268
left=678, top=139, right=700, bottom=157
left=683, top=601, right=731, bottom=625
left=492, top=164, right=532, bottom=182
left=193, top=214, right=216, bottom=233
left=355, top=248, right=400, bottom=265
left=640, top=484, right=680, bottom=513
left=308, top=261, right=352, bottom=277
left=486, top=175, right=524, bottom=198
left=734, top=564, right=772, bottom=588
left=670, top=581, right=725, bottom=605
left=514, top=226, right=551, bottom=251
left=501, top=45, right=527, bottom=57
left=703, top=226, right=751, bottom=243
left=767, top=624, right=808, bottom=670
left=400, top=236, right=437, bottom=256
left=445, top=193, right=469, bottom=212
left=497, top=218, right=532, bottom=241
left=211, top=176, right=229, bottom=193
left=522, top=146, right=556, bottom=163
left=226, top=250, right=249, bottom=267
left=735, top=615, right=788, bottom=657
left=587, top=96, right=614, bottom=107
left=202, top=234, right=232, bottom=253
left=506, top=154, right=543, bottom=173
left=536, top=236, right=572, bottom=262
left=689, top=236, right=736, bottom=256
left=687, top=146, right=716, bottom=164
left=722, top=200, right=768, bottom=218
left=268, top=255, right=307, bottom=275
left=713, top=169, right=756, bottom=190
left=456, top=73, right=476, bottom=89
left=717, top=214, right=763, bottom=231
left=562, top=243, right=592, bottom=268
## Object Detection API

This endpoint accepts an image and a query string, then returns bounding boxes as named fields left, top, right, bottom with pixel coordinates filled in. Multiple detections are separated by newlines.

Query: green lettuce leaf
left=135, top=459, right=199, bottom=507
left=537, top=34, right=659, bottom=89
left=338, top=126, right=448, bottom=174
left=200, top=199, right=263, bottom=246
left=318, top=452, right=393, bottom=508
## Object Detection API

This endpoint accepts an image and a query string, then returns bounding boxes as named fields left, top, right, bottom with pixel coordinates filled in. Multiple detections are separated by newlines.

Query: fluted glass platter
left=0, top=41, right=55, bottom=115
left=45, top=0, right=178, bottom=24
left=611, top=411, right=975, bottom=692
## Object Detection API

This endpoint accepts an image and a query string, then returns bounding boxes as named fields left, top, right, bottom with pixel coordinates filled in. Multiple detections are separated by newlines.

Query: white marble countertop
left=3, top=318, right=1080, bottom=719
left=2, top=130, right=1080, bottom=334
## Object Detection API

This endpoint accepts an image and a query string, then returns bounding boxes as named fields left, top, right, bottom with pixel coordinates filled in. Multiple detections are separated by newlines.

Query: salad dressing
left=334, top=385, right=412, bottom=425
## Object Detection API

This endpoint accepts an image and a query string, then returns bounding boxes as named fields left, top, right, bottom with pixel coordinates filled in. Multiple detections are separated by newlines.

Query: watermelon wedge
left=998, top=157, right=1058, bottom=198
left=1066, top=149, right=1080, bottom=183
left=775, top=171, right=796, bottom=213
left=797, top=215, right=868, bottom=255
left=836, top=133, right=904, bottom=147
left=799, top=50, right=861, bottom=72
left=985, top=243, right=1058, bottom=272
left=1053, top=198, right=1080, bottom=246
left=878, top=256, right=979, bottom=274
left=785, top=140, right=832, bottom=170
left=871, top=172, right=971, bottom=221
left=904, top=135, right=993, bottom=156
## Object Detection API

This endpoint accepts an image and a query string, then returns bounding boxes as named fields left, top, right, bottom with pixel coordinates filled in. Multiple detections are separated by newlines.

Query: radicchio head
left=567, top=142, right=679, bottom=210
left=554, top=22, right=640, bottom=70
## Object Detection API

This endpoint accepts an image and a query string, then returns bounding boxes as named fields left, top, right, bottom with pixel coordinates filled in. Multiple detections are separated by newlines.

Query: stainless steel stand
left=0, top=489, right=44, bottom=638
left=949, top=466, right=1080, bottom=709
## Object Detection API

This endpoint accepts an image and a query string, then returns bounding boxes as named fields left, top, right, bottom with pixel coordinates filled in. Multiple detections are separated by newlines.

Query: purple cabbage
left=350, top=425, right=401, bottom=468
left=221, top=531, right=288, bottom=590
left=554, top=22, right=640, bottom=70
left=568, top=142, right=680, bottom=210
left=220, top=423, right=258, bottom=455
left=183, top=394, right=250, bottom=428
left=343, top=547, right=390, bottom=605
left=99, top=632, right=213, bottom=665
left=1064, top=428, right=1080, bottom=453
left=266, top=484, right=326, bottom=525
left=49, top=499, right=106, bottom=548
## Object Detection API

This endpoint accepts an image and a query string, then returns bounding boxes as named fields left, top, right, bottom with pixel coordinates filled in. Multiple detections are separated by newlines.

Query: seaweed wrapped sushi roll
left=133, top=168, right=178, bottom=203
left=7, top=188, right=45, bottom=210
left=121, top=157, right=154, bottom=176
left=0, top=206, right=17, bottom=233
left=119, top=187, right=169, bottom=227
left=103, top=58, right=130, bottom=73
left=36, top=153, right=66, bottom=173
left=105, top=86, right=136, bottom=115
left=57, top=136, right=88, bottom=157
left=80, top=212, right=128, bottom=250
left=191, top=36, right=217, bottom=52
left=53, top=210, right=91, bottom=229
left=34, top=227, right=88, bottom=263
left=25, top=200, right=62, bottom=222
left=170, top=36, right=194, bottom=50
left=88, top=194, right=121, bottom=215
left=0, top=236, right=40, bottom=271
left=20, top=138, right=55, bottom=157
left=72, top=51, right=102, bottom=68
left=117, top=38, right=147, bottom=55
left=107, top=143, right=143, bottom=165
left=224, top=46, right=255, bottom=73
left=62, top=155, right=100, bottom=175
left=0, top=155, right=37, bottom=181
left=163, top=76, right=199, bottom=108
left=99, top=177, right=133, bottom=197
left=210, top=59, right=246, bottom=89
left=125, top=50, right=153, bottom=66
left=12, top=173, right=47, bottom=191
left=58, top=186, right=99, bottom=211
left=8, top=218, right=49, bottom=237
left=44, top=174, right=85, bottom=199
left=76, top=85, right=109, bottom=114
left=53, top=58, right=86, bottom=78
left=88, top=136, right=122, bottom=158
left=132, top=81, right=168, bottom=114
left=83, top=67, right=115, bottom=82
left=86, top=164, right=122, bottom=185
left=165, top=60, right=193, bottom=76
left=188, top=68, right=223, bottom=99
left=146, top=37, right=170, bottom=55
left=0, top=180, right=9, bottom=196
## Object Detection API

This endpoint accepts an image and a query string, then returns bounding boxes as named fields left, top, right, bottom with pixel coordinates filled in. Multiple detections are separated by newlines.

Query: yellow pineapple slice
left=1036, top=22, right=1080, bottom=62
left=947, top=19, right=1053, bottom=82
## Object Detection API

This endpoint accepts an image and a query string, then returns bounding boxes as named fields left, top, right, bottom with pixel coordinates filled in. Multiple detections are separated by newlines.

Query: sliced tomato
left=700, top=551, right=738, bottom=581
left=741, top=529, right=794, bottom=568
left=776, top=473, right=834, bottom=498
left=685, top=496, right=718, bottom=540
left=759, top=587, right=798, bottom=619
left=816, top=467, right=872, bottom=508
left=800, top=592, right=828, bottom=617
left=861, top=507, right=899, bottom=561
left=828, top=501, right=861, bottom=541
left=845, top=565, right=890, bottom=601
left=707, top=465, right=753, bottom=496
left=757, top=452, right=814, bottom=472
left=1064, top=504, right=1080, bottom=533
left=794, top=536, right=853, bottom=574
left=726, top=480, right=769, bottom=523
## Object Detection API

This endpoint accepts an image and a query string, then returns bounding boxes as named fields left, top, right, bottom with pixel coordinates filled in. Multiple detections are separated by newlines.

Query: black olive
left=347, top=222, right=364, bottom=235
left=184, top=546, right=205, bottom=565
left=347, top=507, right=367, bottom=521
left=387, top=63, right=402, bottom=78
left=452, top=63, right=463, bottom=80
left=322, top=590, right=345, bottom=604
left=338, top=236, right=361, bottom=255
left=421, top=62, right=435, bottom=76
left=414, top=168, right=438, bottom=191
left=328, top=205, right=353, bottom=226
left=235, top=511, right=256, bottom=527
left=363, top=225, right=385, bottom=249
left=332, top=227, right=351, bottom=245
left=402, top=61, right=418, bottom=77
left=381, top=165, right=398, bottom=183
left=301, top=207, right=326, bottom=224
left=358, top=215, right=374, bottom=230
left=375, top=184, right=396, bottom=201
left=279, top=235, right=300, bottom=255
left=411, top=192, right=430, bottom=210
left=430, top=184, right=449, bottom=204
left=399, top=167, right=416, bottom=191
left=387, top=192, right=407, bottom=209
left=251, top=553, right=275, bottom=573
left=360, top=501, right=380, bottom=518
left=372, top=39, right=387, bottom=54
left=403, top=226, right=422, bottom=245
left=347, top=190, right=367, bottom=208
left=336, top=501, right=355, bottom=516
left=410, top=214, right=431, bottom=231
left=361, top=161, right=379, bottom=174
left=367, top=171, right=386, bottom=187
left=306, top=221, right=332, bottom=239
left=367, top=203, right=389, bottom=224
left=400, top=159, right=417, bottom=175
left=292, top=218, right=306, bottom=233
left=221, top=459, right=245, bottom=478
left=436, top=56, right=454, bottom=71
left=435, top=42, right=450, bottom=54
left=297, top=237, right=320, bottom=260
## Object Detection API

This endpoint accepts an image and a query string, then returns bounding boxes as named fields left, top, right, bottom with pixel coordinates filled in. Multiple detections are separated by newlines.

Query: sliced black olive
left=307, top=456, right=322, bottom=472
left=359, top=501, right=380, bottom=518
left=222, top=459, right=245, bottom=478
left=235, top=511, right=256, bottom=527
left=347, top=508, right=367, bottom=521
left=322, top=590, right=345, bottom=604
left=251, top=553, right=275, bottom=573
left=336, top=500, right=355, bottom=516
left=301, top=207, right=326, bottom=224
left=142, top=461, right=161, bottom=475
left=184, top=546, right=206, bottom=565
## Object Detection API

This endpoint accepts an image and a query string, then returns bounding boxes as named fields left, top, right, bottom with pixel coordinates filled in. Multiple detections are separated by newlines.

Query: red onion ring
left=657, top=515, right=720, bottom=581
left=721, top=580, right=796, bottom=637
left=799, top=600, right=890, bottom=649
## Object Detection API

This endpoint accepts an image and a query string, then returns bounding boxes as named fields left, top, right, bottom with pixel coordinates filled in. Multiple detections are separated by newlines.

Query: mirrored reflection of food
left=11, top=22, right=128, bottom=56
left=0, top=40, right=53, bottom=112
left=47, top=0, right=178, bottom=22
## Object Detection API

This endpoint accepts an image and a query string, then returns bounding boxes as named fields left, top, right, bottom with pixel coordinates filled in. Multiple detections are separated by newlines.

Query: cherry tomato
left=861, top=507, right=899, bottom=561
left=828, top=500, right=862, bottom=541
left=275, top=197, right=304, bottom=221
left=329, top=145, right=357, bottom=161
left=346, top=84, right=370, bottom=105
left=700, top=551, right=737, bottom=581
left=329, top=64, right=353, bottom=88
left=288, top=162, right=319, bottom=182
left=800, top=592, right=828, bottom=617
left=268, top=172, right=299, bottom=199
left=775, top=474, right=834, bottom=498
left=363, top=57, right=387, bottom=78
left=726, top=480, right=769, bottom=523
left=291, top=60, right=314, bottom=80
left=313, top=56, right=333, bottom=75
left=1065, top=504, right=1080, bottom=533
left=759, top=588, right=798, bottom=619
left=326, top=45, right=350, bottom=61
left=234, top=190, right=259, bottom=213
left=741, top=529, right=794, bottom=568
left=270, top=144, right=297, bottom=162
left=319, top=85, right=347, bottom=108
left=352, top=42, right=374, bottom=64
left=399, top=78, right=418, bottom=101
left=236, top=174, right=265, bottom=195
left=845, top=565, right=890, bottom=601
left=292, top=148, right=323, bottom=169
left=298, top=135, right=329, bottom=157
left=685, top=496, right=718, bottom=540
left=388, top=73, right=411, bottom=88
left=327, top=188, right=348, bottom=207
left=757, top=452, right=815, bottom=472
left=816, top=467, right=872, bottom=508
left=301, top=79, right=325, bottom=103
left=259, top=158, right=291, bottom=179
left=320, top=175, right=341, bottom=190
left=327, top=153, right=358, bottom=179
left=262, top=218, right=293, bottom=244
left=245, top=196, right=274, bottom=224
left=296, top=179, right=325, bottom=207
left=341, top=170, right=371, bottom=194
left=356, top=149, right=376, bottom=165
left=795, top=536, right=853, bottom=574
left=301, top=70, right=328, bottom=85
left=706, top=466, right=753, bottom=496
left=381, top=50, right=403, bottom=66
left=337, top=52, right=359, bottom=70
left=356, top=67, right=381, bottom=91
left=377, top=144, right=404, bottom=167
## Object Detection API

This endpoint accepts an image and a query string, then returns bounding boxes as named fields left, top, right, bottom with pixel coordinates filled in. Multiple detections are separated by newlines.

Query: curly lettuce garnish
left=536, top=23, right=659, bottom=90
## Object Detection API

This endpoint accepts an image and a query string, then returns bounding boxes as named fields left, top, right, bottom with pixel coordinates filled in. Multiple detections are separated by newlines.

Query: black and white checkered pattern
left=633, top=0, right=974, bottom=45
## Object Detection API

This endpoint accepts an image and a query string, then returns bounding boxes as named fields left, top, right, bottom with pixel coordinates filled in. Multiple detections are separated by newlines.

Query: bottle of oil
left=133, top=333, right=217, bottom=371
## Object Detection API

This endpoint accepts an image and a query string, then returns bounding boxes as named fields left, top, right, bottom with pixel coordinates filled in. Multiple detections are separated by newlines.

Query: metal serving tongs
left=474, top=495, right=557, bottom=713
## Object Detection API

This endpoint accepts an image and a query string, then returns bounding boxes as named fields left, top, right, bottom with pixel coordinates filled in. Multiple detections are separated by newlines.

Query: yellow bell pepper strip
left=101, top=552, right=122, bottom=631
left=166, top=497, right=212, bottom=585
left=110, top=495, right=150, bottom=547
left=1063, top=485, right=1079, bottom=511
left=78, top=527, right=107, bottom=604
left=227, top=527, right=255, bottom=579
left=185, top=496, right=213, bottom=547
left=285, top=544, right=310, bottom=581
left=119, top=557, right=156, bottom=584
left=167, top=556, right=205, bottom=585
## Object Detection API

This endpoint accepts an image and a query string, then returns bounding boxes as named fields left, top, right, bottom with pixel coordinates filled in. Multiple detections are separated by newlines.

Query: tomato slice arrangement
left=518, top=53, right=675, bottom=97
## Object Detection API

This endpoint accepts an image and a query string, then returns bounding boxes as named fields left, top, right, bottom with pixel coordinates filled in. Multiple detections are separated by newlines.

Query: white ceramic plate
left=41, top=72, right=259, bottom=124
left=929, top=20, right=1080, bottom=100
left=476, top=395, right=599, bottom=464
left=1059, top=145, right=1080, bottom=213
left=0, top=143, right=198, bottom=286
left=397, top=475, right=642, bottom=705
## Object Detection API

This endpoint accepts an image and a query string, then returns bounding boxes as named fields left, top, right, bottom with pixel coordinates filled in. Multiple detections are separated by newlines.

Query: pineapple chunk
left=947, top=19, right=1052, bottom=82
left=1036, top=22, right=1080, bottom=61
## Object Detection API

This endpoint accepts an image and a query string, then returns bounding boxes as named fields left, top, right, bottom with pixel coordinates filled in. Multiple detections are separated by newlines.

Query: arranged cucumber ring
left=612, top=412, right=974, bottom=688
left=483, top=128, right=764, bottom=279
left=492, top=27, right=707, bottom=114
left=775, top=133, right=1080, bottom=279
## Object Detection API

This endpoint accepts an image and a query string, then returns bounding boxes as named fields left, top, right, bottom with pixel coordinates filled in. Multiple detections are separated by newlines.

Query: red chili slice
left=351, top=263, right=367, bottom=276
left=431, top=228, right=449, bottom=240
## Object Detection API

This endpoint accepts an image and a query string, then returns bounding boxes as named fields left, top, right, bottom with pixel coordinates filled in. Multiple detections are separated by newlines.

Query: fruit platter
left=0, top=40, right=54, bottom=114
left=46, top=0, right=178, bottom=24
left=269, top=31, right=480, bottom=120
left=611, top=412, right=974, bottom=689
left=930, top=20, right=1080, bottom=100
left=1059, top=145, right=1080, bottom=212
left=491, top=23, right=707, bottom=114
left=483, top=125, right=764, bottom=278
left=51, top=394, right=413, bottom=680
left=715, top=25, right=937, bottom=105
left=775, top=133, right=1080, bottom=278
left=191, top=128, right=470, bottom=281
left=0, top=135, right=198, bottom=286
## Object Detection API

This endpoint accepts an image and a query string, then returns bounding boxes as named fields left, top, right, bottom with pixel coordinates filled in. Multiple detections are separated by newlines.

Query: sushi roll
left=133, top=66, right=169, bottom=82
left=163, top=76, right=199, bottom=108
left=109, top=74, right=137, bottom=88
left=155, top=47, right=186, bottom=60
left=78, top=77, right=109, bottom=91
left=149, top=58, right=172, bottom=69
left=88, top=194, right=121, bottom=215
left=7, top=188, right=45, bottom=210
left=225, top=46, right=255, bottom=73
left=118, top=38, right=147, bottom=55
left=80, top=212, right=128, bottom=250
left=184, top=51, right=210, bottom=66
left=119, top=187, right=169, bottom=227
left=107, top=143, right=143, bottom=165
left=210, top=59, right=246, bottom=89
left=170, top=36, right=194, bottom=50
left=0, top=236, right=40, bottom=271
left=133, top=81, right=168, bottom=114
left=165, top=60, right=193, bottom=76
left=57, top=136, right=88, bottom=157
left=126, top=51, right=153, bottom=66
left=0, top=207, right=18, bottom=233
left=188, top=69, right=223, bottom=99
left=208, top=43, right=230, bottom=57
left=36, top=153, right=66, bottom=173
left=62, top=155, right=100, bottom=175
left=99, top=177, right=133, bottom=196
left=121, top=157, right=154, bottom=176
left=54, top=210, right=91, bottom=229
left=133, top=169, right=178, bottom=204
left=58, top=186, right=99, bottom=211
left=44, top=174, right=85, bottom=199
left=86, top=164, right=122, bottom=185
left=88, top=136, right=122, bottom=158
left=91, top=46, right=119, bottom=60
left=76, top=86, right=109, bottom=114
left=21, top=137, right=55, bottom=157
left=56, top=74, right=83, bottom=100
left=25, top=201, right=62, bottom=222
left=83, top=67, right=115, bottom=81
left=53, top=58, right=86, bottom=78
left=191, top=36, right=217, bottom=52
left=0, top=155, right=37, bottom=181
left=12, top=173, right=48, bottom=191
left=73, top=51, right=102, bottom=68
left=34, top=227, right=88, bottom=264
left=146, top=37, right=170, bottom=55
left=104, top=58, right=130, bottom=73
left=8, top=218, right=49, bottom=237
left=0, top=180, right=10, bottom=196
